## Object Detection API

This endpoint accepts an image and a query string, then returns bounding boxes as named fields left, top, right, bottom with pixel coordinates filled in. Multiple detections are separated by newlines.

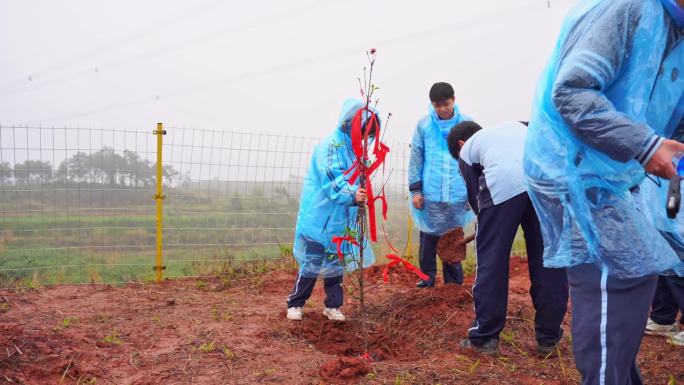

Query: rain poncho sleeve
left=408, top=126, right=425, bottom=196
left=292, top=99, right=376, bottom=278
left=524, top=0, right=684, bottom=279
left=408, top=106, right=472, bottom=236
left=550, top=1, right=660, bottom=163
left=317, top=145, right=358, bottom=207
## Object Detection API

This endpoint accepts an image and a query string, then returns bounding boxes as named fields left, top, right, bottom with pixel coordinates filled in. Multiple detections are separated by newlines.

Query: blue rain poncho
left=524, top=0, right=684, bottom=278
left=408, top=104, right=472, bottom=236
left=640, top=90, right=684, bottom=263
left=293, top=99, right=377, bottom=278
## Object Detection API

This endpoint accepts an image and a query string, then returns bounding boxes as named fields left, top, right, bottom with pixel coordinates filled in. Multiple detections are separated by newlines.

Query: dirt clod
left=437, top=227, right=474, bottom=264
left=320, top=356, right=370, bottom=380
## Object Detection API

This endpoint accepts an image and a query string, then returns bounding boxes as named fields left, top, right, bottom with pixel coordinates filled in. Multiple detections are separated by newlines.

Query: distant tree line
left=0, top=147, right=181, bottom=187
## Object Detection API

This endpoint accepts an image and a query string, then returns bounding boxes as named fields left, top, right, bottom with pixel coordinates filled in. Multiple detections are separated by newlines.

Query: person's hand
left=355, top=188, right=367, bottom=204
left=412, top=194, right=424, bottom=209
left=645, top=139, right=684, bottom=179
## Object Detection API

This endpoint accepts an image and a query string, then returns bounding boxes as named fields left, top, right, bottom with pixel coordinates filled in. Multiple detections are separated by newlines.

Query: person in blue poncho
left=286, top=99, right=377, bottom=322
left=408, top=82, right=471, bottom=288
left=524, top=0, right=684, bottom=383
left=642, top=119, right=684, bottom=349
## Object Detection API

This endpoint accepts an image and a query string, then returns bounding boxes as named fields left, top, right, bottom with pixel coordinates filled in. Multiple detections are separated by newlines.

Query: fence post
left=406, top=210, right=414, bottom=261
left=153, top=123, right=167, bottom=282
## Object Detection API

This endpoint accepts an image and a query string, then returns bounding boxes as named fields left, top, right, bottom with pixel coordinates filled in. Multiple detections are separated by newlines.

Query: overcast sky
left=0, top=0, right=575, bottom=143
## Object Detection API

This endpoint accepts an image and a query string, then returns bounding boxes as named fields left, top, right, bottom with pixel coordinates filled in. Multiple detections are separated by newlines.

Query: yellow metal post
left=406, top=211, right=414, bottom=261
left=154, top=123, right=166, bottom=282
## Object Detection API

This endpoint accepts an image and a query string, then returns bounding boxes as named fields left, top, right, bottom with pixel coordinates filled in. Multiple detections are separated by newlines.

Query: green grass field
left=0, top=190, right=416, bottom=288
left=0, top=183, right=530, bottom=288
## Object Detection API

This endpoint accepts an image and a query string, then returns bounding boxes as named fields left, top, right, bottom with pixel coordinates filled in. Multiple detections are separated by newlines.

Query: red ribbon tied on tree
left=365, top=181, right=388, bottom=242
left=382, top=254, right=429, bottom=283
left=342, top=107, right=390, bottom=242
left=331, top=236, right=359, bottom=262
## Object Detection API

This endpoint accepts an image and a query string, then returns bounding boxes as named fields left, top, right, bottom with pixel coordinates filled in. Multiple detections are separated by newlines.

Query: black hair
left=340, top=110, right=378, bottom=137
left=429, top=82, right=455, bottom=103
left=447, top=121, right=482, bottom=159
left=363, top=114, right=378, bottom=138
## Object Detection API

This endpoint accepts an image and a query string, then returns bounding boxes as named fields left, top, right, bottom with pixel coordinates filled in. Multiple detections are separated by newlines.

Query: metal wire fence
left=0, top=124, right=412, bottom=287
left=0, top=124, right=526, bottom=288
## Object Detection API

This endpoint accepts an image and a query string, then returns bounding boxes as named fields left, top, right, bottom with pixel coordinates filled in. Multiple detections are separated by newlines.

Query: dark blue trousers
left=287, top=237, right=343, bottom=309
left=419, top=231, right=464, bottom=284
left=650, top=275, right=684, bottom=326
left=287, top=274, right=343, bottom=308
left=568, top=263, right=657, bottom=385
left=468, top=193, right=568, bottom=346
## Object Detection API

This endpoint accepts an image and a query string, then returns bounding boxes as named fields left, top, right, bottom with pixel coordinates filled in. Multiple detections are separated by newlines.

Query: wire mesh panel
left=160, top=128, right=317, bottom=277
left=160, top=128, right=415, bottom=276
left=0, top=125, right=418, bottom=286
left=0, top=125, right=158, bottom=287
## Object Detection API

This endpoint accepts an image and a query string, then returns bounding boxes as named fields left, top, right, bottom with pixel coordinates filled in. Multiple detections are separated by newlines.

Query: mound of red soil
left=287, top=312, right=397, bottom=361
left=285, top=282, right=473, bottom=367
left=319, top=357, right=370, bottom=381
left=363, top=263, right=423, bottom=286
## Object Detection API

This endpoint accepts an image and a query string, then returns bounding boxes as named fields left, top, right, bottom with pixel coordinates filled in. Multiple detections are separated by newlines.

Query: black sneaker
left=536, top=342, right=558, bottom=356
left=416, top=279, right=435, bottom=288
left=459, top=338, right=498, bottom=356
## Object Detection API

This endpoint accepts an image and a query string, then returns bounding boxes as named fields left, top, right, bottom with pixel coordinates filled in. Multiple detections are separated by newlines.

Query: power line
left=29, top=0, right=552, bottom=124
left=0, top=0, right=239, bottom=92
left=0, top=0, right=338, bottom=96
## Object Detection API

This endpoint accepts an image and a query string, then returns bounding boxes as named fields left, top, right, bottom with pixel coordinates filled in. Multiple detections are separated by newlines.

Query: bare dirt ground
left=0, top=257, right=682, bottom=385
